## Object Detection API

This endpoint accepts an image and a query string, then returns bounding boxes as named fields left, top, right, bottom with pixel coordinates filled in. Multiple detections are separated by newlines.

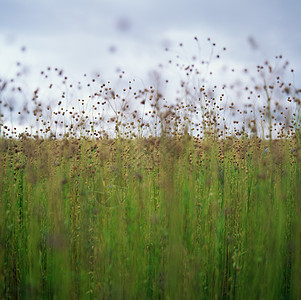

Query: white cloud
left=0, top=0, right=300, bottom=93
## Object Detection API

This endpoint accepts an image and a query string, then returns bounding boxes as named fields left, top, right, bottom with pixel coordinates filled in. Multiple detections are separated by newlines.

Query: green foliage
left=0, top=136, right=300, bottom=299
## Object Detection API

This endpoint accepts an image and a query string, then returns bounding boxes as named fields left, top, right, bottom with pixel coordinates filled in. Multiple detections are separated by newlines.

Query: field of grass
left=1, top=135, right=301, bottom=299
left=0, top=44, right=301, bottom=299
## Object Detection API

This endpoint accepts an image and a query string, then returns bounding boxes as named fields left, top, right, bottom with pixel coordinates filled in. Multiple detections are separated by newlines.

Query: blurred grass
left=0, top=135, right=300, bottom=299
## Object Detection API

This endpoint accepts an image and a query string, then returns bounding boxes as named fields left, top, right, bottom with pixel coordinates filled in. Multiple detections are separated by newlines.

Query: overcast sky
left=0, top=0, right=300, bottom=91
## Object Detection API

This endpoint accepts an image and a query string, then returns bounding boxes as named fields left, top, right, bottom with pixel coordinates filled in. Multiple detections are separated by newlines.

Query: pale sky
left=0, top=0, right=300, bottom=103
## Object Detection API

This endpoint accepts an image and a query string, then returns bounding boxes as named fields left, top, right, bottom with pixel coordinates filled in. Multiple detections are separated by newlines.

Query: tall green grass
left=0, top=135, right=300, bottom=299
left=1, top=39, right=301, bottom=299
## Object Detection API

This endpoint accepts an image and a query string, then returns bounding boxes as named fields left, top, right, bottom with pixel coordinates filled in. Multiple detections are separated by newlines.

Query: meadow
left=0, top=41, right=301, bottom=299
